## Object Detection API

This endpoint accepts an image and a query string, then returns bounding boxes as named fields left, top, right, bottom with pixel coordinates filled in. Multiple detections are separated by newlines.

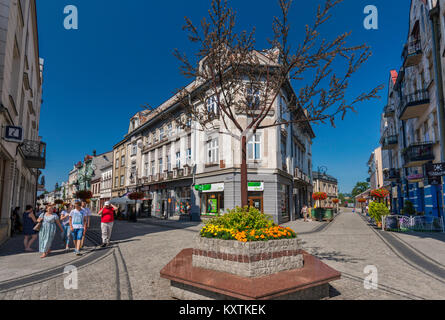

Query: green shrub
left=403, top=200, right=416, bottom=216
left=206, top=206, right=274, bottom=232
left=368, top=202, right=389, bottom=223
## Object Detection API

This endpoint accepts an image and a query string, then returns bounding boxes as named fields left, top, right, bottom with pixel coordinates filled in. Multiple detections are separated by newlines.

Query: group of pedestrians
left=21, top=200, right=117, bottom=259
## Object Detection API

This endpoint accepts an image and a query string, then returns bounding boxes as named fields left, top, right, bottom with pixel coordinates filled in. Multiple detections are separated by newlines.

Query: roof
left=312, top=171, right=338, bottom=183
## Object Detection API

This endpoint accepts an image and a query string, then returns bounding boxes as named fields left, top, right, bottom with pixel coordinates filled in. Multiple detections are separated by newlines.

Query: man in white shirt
left=80, top=201, right=92, bottom=249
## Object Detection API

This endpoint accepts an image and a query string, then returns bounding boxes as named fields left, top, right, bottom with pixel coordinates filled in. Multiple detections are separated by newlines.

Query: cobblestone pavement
left=1, top=210, right=445, bottom=300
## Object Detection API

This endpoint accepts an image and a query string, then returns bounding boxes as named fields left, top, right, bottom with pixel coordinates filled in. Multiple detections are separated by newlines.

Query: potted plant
left=312, top=192, right=328, bottom=221
left=403, top=200, right=415, bottom=216
left=368, top=202, right=389, bottom=229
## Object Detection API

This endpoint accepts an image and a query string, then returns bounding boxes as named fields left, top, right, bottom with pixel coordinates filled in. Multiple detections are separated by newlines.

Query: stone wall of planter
left=192, top=236, right=304, bottom=278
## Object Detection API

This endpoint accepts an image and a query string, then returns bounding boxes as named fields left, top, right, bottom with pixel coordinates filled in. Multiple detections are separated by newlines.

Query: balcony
left=381, top=134, right=398, bottom=150
left=383, top=168, right=401, bottom=182
left=20, top=139, right=46, bottom=169
left=383, top=105, right=395, bottom=118
left=399, top=89, right=430, bottom=120
left=403, top=142, right=435, bottom=168
left=402, top=39, right=422, bottom=68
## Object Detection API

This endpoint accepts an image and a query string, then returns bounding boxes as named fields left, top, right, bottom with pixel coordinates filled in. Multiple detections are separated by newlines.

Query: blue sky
left=36, top=0, right=410, bottom=194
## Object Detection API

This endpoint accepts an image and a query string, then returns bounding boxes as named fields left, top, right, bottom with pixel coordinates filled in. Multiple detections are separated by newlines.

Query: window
left=176, top=152, right=181, bottom=168
left=207, top=96, right=218, bottom=115
left=151, top=160, right=155, bottom=175
left=144, top=155, right=149, bottom=177
left=207, top=138, right=219, bottom=164
left=246, top=87, right=260, bottom=109
left=120, top=175, right=124, bottom=186
left=115, top=157, right=119, bottom=169
left=160, top=128, right=165, bottom=140
left=168, top=123, right=173, bottom=137
left=248, top=133, right=261, bottom=160
left=131, top=143, right=137, bottom=156
left=186, top=148, right=192, bottom=161
left=159, top=158, right=163, bottom=173
left=167, top=155, right=171, bottom=172
left=121, top=155, right=125, bottom=166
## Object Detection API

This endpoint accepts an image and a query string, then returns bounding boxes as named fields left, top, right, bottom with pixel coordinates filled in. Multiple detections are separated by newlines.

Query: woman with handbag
left=23, top=205, right=38, bottom=251
left=37, top=204, right=64, bottom=259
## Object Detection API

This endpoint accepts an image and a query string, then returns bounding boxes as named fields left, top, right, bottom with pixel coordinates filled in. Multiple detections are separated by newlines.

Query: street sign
left=428, top=176, right=442, bottom=185
left=4, top=125, right=23, bottom=143
left=426, top=162, right=445, bottom=177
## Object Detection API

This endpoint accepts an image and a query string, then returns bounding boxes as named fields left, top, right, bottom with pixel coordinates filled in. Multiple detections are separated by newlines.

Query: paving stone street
left=1, top=208, right=445, bottom=300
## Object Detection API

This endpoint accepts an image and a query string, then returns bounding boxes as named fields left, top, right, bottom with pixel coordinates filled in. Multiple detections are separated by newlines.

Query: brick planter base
left=192, top=236, right=304, bottom=278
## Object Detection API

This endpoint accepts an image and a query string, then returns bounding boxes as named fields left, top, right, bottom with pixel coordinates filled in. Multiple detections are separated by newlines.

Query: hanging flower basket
left=358, top=198, right=367, bottom=203
left=332, top=199, right=339, bottom=204
left=54, top=199, right=64, bottom=205
left=75, top=190, right=93, bottom=201
left=371, top=188, right=389, bottom=199
left=312, top=192, right=328, bottom=201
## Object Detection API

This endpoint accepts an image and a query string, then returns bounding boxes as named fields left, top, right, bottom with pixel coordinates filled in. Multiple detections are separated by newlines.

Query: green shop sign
left=194, top=183, right=224, bottom=193
left=248, top=182, right=264, bottom=191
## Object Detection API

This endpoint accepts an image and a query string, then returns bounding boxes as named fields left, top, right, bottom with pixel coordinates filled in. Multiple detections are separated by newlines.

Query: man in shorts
left=69, top=200, right=87, bottom=256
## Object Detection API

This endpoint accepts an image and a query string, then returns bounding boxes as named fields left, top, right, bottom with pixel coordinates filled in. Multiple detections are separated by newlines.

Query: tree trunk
left=241, top=135, right=248, bottom=207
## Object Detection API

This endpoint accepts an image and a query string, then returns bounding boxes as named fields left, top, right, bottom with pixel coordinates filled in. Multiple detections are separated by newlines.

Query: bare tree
left=167, top=0, right=383, bottom=207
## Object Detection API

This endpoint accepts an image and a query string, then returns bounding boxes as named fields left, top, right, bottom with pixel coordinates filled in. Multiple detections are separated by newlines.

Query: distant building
left=312, top=171, right=338, bottom=207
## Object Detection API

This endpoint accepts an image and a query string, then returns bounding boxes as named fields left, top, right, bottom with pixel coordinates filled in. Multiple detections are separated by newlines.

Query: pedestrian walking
left=301, top=205, right=309, bottom=222
left=70, top=200, right=87, bottom=256
left=23, top=205, right=38, bottom=252
left=98, top=201, right=117, bottom=247
left=60, top=205, right=72, bottom=251
left=37, top=204, right=64, bottom=259
left=80, top=201, right=92, bottom=249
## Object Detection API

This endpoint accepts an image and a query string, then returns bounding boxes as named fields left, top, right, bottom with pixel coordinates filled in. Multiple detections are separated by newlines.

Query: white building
left=0, top=0, right=44, bottom=245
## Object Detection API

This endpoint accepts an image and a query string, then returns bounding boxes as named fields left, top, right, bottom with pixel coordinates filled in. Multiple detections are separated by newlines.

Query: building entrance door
left=248, top=196, right=263, bottom=213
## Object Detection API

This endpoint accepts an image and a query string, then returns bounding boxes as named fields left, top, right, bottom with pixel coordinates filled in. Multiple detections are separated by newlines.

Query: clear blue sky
left=36, top=0, right=410, bottom=194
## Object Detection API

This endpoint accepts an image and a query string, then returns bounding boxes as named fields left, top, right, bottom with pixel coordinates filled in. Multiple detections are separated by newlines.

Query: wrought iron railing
left=402, top=39, right=422, bottom=62
left=401, top=89, right=429, bottom=110
left=384, top=215, right=444, bottom=233
left=20, top=139, right=46, bottom=169
left=402, top=142, right=435, bottom=164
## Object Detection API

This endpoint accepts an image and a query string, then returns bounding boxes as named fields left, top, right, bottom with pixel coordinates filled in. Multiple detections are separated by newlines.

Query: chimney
left=93, top=150, right=97, bottom=157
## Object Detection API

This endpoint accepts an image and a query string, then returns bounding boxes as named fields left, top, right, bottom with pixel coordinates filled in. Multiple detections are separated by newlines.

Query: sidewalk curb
left=390, top=231, right=445, bottom=271
left=358, top=214, right=445, bottom=284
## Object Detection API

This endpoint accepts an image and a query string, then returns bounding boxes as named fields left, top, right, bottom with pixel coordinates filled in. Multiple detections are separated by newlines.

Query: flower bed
left=200, top=224, right=296, bottom=242
left=199, top=206, right=297, bottom=242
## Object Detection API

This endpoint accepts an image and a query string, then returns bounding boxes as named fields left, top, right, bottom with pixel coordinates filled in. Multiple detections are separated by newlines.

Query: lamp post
left=428, top=0, right=445, bottom=231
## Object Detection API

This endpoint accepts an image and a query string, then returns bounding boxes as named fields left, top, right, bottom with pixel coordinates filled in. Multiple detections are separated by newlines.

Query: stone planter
left=192, top=236, right=304, bottom=278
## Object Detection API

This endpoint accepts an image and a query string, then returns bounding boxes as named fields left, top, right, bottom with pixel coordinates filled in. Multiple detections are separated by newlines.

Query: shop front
left=147, top=181, right=193, bottom=218
left=247, top=182, right=264, bottom=213
left=195, top=183, right=225, bottom=216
